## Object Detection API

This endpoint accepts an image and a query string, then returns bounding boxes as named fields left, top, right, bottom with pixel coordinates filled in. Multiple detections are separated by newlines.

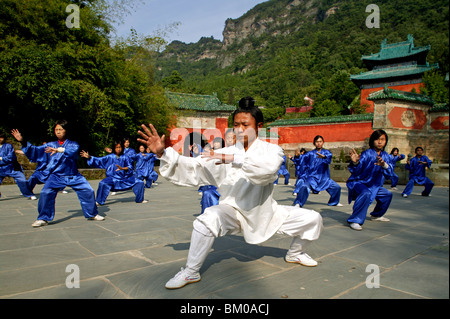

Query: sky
left=111, top=0, right=269, bottom=44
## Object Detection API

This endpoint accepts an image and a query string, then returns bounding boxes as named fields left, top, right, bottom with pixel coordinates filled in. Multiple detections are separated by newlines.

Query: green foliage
left=154, top=0, right=449, bottom=123
left=420, top=70, right=449, bottom=104
left=0, top=0, right=173, bottom=157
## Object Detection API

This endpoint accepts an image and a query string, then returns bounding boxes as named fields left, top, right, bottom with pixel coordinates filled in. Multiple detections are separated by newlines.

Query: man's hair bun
left=238, top=97, right=255, bottom=109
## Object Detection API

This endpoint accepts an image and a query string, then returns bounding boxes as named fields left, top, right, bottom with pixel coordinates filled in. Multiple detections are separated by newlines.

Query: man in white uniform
left=138, top=97, right=323, bottom=289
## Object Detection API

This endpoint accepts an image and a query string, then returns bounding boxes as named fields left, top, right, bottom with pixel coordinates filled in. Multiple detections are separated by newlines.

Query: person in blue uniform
left=346, top=130, right=393, bottom=231
left=293, top=136, right=341, bottom=207
left=80, top=141, right=147, bottom=205
left=133, top=144, right=158, bottom=188
left=11, top=121, right=103, bottom=227
left=18, top=141, right=51, bottom=193
left=0, top=132, right=35, bottom=200
left=401, top=147, right=434, bottom=198
left=123, top=138, right=136, bottom=158
left=274, top=151, right=290, bottom=185
left=291, top=148, right=306, bottom=196
left=387, top=147, right=405, bottom=190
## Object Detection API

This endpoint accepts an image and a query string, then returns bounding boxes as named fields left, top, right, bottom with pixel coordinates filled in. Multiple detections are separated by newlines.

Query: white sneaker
left=165, top=267, right=201, bottom=289
left=371, top=216, right=390, bottom=222
left=402, top=194, right=408, bottom=198
left=285, top=253, right=318, bottom=267
left=29, top=196, right=37, bottom=200
left=88, top=215, right=105, bottom=221
left=391, top=187, right=398, bottom=190
left=32, top=220, right=48, bottom=227
left=293, top=193, right=297, bottom=196
left=110, top=192, right=117, bottom=196
left=140, top=200, right=148, bottom=204
left=334, top=203, right=343, bottom=207
left=349, top=223, right=362, bottom=231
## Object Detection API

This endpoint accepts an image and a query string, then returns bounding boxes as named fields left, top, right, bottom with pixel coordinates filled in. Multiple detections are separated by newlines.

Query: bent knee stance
left=193, top=219, right=214, bottom=237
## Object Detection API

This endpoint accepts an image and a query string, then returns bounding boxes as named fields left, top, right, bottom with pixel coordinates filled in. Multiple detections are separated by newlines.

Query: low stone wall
left=2, top=165, right=448, bottom=187
left=286, top=163, right=449, bottom=186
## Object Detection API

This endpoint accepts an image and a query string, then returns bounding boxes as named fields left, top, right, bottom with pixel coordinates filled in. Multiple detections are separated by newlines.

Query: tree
left=0, top=0, right=174, bottom=157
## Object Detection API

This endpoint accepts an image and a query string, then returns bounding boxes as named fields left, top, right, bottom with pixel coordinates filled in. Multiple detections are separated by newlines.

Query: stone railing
left=286, top=163, right=449, bottom=186
left=2, top=164, right=449, bottom=187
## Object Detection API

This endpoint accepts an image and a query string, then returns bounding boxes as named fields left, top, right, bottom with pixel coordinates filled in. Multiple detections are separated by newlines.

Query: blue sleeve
left=22, top=142, right=46, bottom=163
left=87, top=155, right=110, bottom=169
left=0, top=144, right=16, bottom=164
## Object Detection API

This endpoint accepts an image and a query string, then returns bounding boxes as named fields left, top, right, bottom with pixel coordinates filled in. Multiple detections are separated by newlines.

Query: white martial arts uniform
left=159, top=138, right=323, bottom=273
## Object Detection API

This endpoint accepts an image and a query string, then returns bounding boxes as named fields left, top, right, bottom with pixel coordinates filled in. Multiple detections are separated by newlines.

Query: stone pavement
left=0, top=179, right=448, bottom=300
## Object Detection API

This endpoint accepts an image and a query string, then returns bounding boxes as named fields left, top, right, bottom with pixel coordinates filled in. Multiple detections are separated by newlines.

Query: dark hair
left=213, top=137, right=225, bottom=149
left=313, top=135, right=324, bottom=144
left=225, top=128, right=235, bottom=136
left=53, top=119, right=70, bottom=138
left=415, top=146, right=424, bottom=153
left=232, top=96, right=264, bottom=125
left=113, top=140, right=124, bottom=156
left=300, top=148, right=306, bottom=153
left=390, top=147, right=399, bottom=155
left=369, top=129, right=388, bottom=150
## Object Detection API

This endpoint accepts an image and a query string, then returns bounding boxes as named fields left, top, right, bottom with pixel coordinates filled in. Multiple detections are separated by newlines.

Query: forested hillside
left=0, top=0, right=174, bottom=156
left=156, top=0, right=449, bottom=121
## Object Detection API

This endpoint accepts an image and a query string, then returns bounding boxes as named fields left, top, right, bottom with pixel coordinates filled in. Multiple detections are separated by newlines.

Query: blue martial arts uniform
left=0, top=143, right=34, bottom=198
left=292, top=155, right=307, bottom=195
left=290, top=155, right=302, bottom=178
left=199, top=184, right=220, bottom=214
left=387, top=154, right=405, bottom=188
left=25, top=140, right=98, bottom=221
left=346, top=148, right=393, bottom=225
left=88, top=153, right=145, bottom=204
left=294, top=149, right=341, bottom=207
left=134, top=152, right=158, bottom=188
left=21, top=141, right=52, bottom=191
left=189, top=143, right=220, bottom=213
left=402, top=155, right=434, bottom=197
left=274, top=155, right=290, bottom=185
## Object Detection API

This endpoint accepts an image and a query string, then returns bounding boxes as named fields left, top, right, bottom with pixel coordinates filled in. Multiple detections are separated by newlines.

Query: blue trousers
left=389, top=172, right=399, bottom=187
left=27, top=171, right=48, bottom=191
left=294, top=179, right=341, bottom=207
left=137, top=175, right=154, bottom=188
left=37, top=174, right=98, bottom=221
left=347, top=185, right=392, bottom=225
left=96, top=177, right=145, bottom=204
left=274, top=172, right=290, bottom=185
left=0, top=171, right=34, bottom=197
left=402, top=178, right=434, bottom=197
left=200, top=185, right=220, bottom=214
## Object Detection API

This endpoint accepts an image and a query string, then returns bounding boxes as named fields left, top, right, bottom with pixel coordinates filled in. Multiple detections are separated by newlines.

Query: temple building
left=164, top=91, right=236, bottom=155
left=350, top=34, right=439, bottom=112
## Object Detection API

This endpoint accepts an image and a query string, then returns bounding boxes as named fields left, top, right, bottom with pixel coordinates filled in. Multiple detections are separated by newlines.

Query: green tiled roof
left=367, top=86, right=434, bottom=105
left=430, top=103, right=449, bottom=113
left=350, top=63, right=438, bottom=81
left=362, top=34, right=430, bottom=62
left=267, top=114, right=373, bottom=127
left=165, top=91, right=236, bottom=112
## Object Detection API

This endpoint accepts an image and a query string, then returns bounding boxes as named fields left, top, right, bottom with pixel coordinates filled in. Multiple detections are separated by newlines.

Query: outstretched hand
left=11, top=129, right=23, bottom=142
left=201, top=150, right=234, bottom=165
left=350, top=148, right=360, bottom=164
left=80, top=150, right=90, bottom=159
left=137, top=124, right=166, bottom=158
left=375, top=156, right=386, bottom=166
